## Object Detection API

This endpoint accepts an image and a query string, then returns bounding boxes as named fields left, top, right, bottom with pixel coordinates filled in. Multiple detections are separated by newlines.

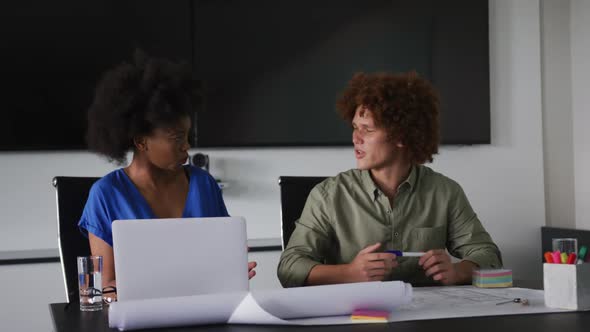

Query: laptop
left=112, top=217, right=249, bottom=301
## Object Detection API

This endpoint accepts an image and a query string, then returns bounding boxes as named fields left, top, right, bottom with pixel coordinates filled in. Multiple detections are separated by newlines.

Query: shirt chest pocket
left=409, top=226, right=447, bottom=251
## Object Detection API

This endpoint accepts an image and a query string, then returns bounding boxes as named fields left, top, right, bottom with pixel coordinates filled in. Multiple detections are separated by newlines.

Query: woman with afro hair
left=278, top=72, right=501, bottom=287
left=79, top=51, right=256, bottom=297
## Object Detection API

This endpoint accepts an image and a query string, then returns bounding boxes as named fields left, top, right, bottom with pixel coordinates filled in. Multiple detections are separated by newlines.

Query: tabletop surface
left=50, top=302, right=590, bottom=332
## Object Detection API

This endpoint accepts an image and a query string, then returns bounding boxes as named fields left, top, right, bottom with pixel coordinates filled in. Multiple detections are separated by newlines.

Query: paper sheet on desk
left=108, top=292, right=247, bottom=330
left=388, top=286, right=572, bottom=322
left=109, top=281, right=413, bottom=330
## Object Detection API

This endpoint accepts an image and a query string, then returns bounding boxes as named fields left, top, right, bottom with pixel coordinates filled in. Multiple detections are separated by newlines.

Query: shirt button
left=387, top=210, right=392, bottom=214
left=394, top=232, right=399, bottom=237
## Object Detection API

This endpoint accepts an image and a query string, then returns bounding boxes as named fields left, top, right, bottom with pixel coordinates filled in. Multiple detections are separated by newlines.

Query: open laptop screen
left=112, top=217, right=249, bottom=301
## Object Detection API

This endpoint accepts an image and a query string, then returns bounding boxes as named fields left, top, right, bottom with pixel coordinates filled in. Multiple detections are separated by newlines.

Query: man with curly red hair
left=278, top=71, right=501, bottom=287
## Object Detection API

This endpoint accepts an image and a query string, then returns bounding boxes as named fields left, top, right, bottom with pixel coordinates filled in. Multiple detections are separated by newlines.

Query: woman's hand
left=248, top=261, right=257, bottom=279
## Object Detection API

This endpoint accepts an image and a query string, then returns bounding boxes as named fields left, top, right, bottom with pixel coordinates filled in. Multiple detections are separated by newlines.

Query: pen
left=385, top=250, right=426, bottom=257
left=552, top=251, right=562, bottom=264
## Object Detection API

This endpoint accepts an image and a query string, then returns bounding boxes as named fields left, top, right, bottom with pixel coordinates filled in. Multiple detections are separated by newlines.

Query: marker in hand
left=385, top=250, right=426, bottom=257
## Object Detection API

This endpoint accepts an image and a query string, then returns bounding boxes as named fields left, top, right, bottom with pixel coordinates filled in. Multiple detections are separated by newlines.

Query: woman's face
left=352, top=106, right=402, bottom=171
left=143, top=116, right=192, bottom=171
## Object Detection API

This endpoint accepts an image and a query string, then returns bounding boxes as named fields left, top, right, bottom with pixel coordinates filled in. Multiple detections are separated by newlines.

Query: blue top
left=78, top=165, right=229, bottom=247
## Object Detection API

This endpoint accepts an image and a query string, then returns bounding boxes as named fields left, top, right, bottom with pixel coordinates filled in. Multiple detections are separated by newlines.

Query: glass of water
left=77, top=256, right=103, bottom=311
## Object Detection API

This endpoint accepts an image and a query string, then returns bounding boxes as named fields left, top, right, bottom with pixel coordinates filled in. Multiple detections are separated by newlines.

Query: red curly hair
left=336, top=71, right=440, bottom=164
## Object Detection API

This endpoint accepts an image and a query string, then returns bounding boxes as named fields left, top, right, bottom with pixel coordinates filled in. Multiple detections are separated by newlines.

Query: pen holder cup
left=543, top=263, right=590, bottom=310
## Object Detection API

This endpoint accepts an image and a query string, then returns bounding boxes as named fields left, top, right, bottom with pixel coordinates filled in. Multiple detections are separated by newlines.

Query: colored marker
left=552, top=251, right=561, bottom=264
left=566, top=253, right=577, bottom=264
left=560, top=252, right=568, bottom=264
left=577, top=246, right=587, bottom=264
left=385, top=250, right=425, bottom=257
left=544, top=251, right=554, bottom=263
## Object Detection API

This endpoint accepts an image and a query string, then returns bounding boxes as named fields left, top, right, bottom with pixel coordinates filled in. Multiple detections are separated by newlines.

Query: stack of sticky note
left=350, top=309, right=390, bottom=322
left=472, top=269, right=513, bottom=288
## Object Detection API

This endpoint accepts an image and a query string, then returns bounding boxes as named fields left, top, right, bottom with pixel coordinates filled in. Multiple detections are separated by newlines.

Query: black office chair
left=278, top=176, right=327, bottom=250
left=53, top=176, right=100, bottom=303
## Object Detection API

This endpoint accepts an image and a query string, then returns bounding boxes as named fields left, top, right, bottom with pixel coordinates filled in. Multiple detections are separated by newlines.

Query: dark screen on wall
left=0, top=0, right=489, bottom=151
left=193, top=0, right=490, bottom=147
left=193, top=0, right=432, bottom=147
left=0, top=0, right=192, bottom=150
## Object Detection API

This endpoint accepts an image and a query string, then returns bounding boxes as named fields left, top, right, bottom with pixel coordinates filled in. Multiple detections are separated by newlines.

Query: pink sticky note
left=351, top=309, right=390, bottom=318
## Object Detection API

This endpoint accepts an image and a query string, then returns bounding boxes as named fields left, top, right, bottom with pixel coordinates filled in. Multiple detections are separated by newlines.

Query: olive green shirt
left=277, top=165, right=502, bottom=287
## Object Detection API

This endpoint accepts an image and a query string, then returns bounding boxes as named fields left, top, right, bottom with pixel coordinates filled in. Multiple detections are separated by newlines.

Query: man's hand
left=418, top=249, right=476, bottom=285
left=344, top=243, right=398, bottom=282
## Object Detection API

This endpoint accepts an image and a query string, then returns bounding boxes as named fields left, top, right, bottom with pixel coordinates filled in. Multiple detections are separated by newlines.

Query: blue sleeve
left=78, top=182, right=114, bottom=247
left=208, top=173, right=229, bottom=217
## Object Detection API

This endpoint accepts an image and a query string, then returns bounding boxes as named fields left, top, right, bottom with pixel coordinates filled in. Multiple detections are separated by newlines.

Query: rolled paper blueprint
left=109, top=281, right=413, bottom=330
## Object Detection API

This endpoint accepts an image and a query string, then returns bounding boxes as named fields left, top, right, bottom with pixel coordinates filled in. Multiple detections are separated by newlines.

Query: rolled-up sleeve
left=446, top=183, right=503, bottom=269
left=277, top=185, right=334, bottom=287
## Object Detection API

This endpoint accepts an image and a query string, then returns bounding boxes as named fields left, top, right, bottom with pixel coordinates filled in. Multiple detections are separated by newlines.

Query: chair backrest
left=53, top=176, right=100, bottom=302
left=278, top=176, right=327, bottom=249
left=541, top=226, right=590, bottom=262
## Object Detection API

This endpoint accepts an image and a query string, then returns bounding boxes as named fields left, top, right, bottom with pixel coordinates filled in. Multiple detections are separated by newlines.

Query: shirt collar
left=404, top=165, right=418, bottom=191
left=360, top=165, right=418, bottom=201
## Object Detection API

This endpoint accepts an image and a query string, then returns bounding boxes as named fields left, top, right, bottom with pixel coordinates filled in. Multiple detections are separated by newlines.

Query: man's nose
left=353, top=130, right=362, bottom=145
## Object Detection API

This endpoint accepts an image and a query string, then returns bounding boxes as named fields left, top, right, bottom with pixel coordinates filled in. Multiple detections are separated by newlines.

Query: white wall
left=571, top=0, right=590, bottom=230
left=0, top=263, right=65, bottom=332
left=0, top=152, right=116, bottom=252
left=0, top=1, right=551, bottom=330
left=540, top=0, right=576, bottom=228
